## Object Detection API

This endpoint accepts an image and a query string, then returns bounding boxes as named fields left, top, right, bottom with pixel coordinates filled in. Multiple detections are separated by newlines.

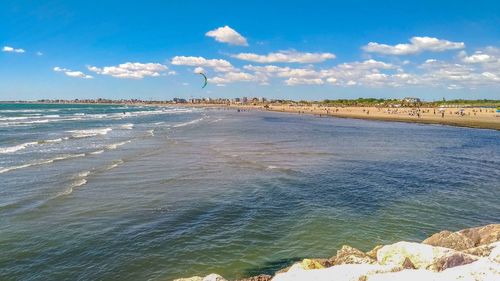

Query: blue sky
left=1, top=0, right=500, bottom=101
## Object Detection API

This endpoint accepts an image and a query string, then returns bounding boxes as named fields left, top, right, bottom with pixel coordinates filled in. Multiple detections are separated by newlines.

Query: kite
left=198, top=72, right=208, bottom=89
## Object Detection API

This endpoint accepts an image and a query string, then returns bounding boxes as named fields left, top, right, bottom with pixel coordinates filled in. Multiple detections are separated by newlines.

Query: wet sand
left=225, top=104, right=500, bottom=130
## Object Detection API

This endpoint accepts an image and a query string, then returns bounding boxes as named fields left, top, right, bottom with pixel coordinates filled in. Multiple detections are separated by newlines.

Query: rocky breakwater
left=174, top=224, right=500, bottom=281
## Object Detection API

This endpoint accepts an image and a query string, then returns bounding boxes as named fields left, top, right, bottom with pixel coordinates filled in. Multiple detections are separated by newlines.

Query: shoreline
left=3, top=101, right=499, bottom=130
left=239, top=105, right=500, bottom=131
left=182, top=103, right=500, bottom=131
left=172, top=103, right=500, bottom=131
left=175, top=224, right=500, bottom=281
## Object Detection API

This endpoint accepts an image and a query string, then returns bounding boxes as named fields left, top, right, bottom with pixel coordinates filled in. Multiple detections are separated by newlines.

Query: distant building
left=402, top=97, right=421, bottom=104
left=173, top=98, right=187, bottom=103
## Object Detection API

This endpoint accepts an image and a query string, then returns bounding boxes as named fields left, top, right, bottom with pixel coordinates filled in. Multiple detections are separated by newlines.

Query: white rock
left=367, top=258, right=499, bottom=281
left=488, top=242, right=500, bottom=263
left=376, top=241, right=452, bottom=269
left=202, top=274, right=227, bottom=281
left=272, top=264, right=395, bottom=281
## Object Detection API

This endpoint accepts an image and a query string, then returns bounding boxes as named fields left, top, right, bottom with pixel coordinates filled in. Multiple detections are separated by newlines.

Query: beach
left=220, top=104, right=500, bottom=130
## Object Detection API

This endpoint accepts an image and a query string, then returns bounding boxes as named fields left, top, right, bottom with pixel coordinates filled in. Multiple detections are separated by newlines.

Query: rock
left=205, top=274, right=227, bottom=281
left=366, top=245, right=383, bottom=260
left=377, top=241, right=452, bottom=270
left=429, top=252, right=478, bottom=272
left=333, top=245, right=376, bottom=265
left=368, top=258, right=500, bottom=281
left=423, top=230, right=475, bottom=251
left=458, top=224, right=500, bottom=246
left=401, top=257, right=416, bottom=269
left=235, top=274, right=272, bottom=281
left=488, top=242, right=500, bottom=263
left=423, top=224, right=500, bottom=250
left=173, top=277, right=203, bottom=281
left=272, top=264, right=396, bottom=281
left=462, top=243, right=496, bottom=257
left=300, top=258, right=325, bottom=270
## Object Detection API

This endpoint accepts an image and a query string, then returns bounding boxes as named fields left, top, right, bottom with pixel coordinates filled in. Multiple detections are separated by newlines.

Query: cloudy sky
left=1, top=0, right=500, bottom=100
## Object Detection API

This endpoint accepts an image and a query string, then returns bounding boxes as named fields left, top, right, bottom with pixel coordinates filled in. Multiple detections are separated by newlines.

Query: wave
left=173, top=117, right=205, bottom=128
left=147, top=129, right=155, bottom=136
left=0, top=109, right=60, bottom=113
left=68, top=128, right=112, bottom=138
left=90, top=149, right=104, bottom=155
left=0, top=138, right=67, bottom=154
left=119, top=123, right=134, bottom=130
left=0, top=141, right=38, bottom=154
left=0, top=153, right=86, bottom=174
left=105, top=140, right=131, bottom=150
left=105, top=159, right=124, bottom=170
left=56, top=170, right=90, bottom=197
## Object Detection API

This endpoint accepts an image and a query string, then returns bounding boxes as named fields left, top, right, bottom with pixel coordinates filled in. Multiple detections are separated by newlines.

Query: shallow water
left=0, top=103, right=499, bottom=280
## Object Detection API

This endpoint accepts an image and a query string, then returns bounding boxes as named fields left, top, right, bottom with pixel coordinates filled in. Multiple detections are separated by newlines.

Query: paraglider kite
left=198, top=72, right=208, bottom=89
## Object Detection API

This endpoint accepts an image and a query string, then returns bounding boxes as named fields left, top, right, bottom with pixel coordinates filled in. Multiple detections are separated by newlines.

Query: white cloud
left=53, top=66, right=69, bottom=72
left=205, top=26, right=248, bottom=46
left=244, top=59, right=397, bottom=86
left=233, top=50, right=335, bottom=64
left=2, top=46, right=25, bottom=53
left=171, top=56, right=235, bottom=72
left=285, top=77, right=324, bottom=86
left=53, top=66, right=93, bottom=79
left=167, top=71, right=177, bottom=75
left=36, top=51, right=43, bottom=56
left=209, top=71, right=262, bottom=85
left=65, top=71, right=93, bottom=79
left=363, top=36, right=464, bottom=55
left=88, top=62, right=168, bottom=79
left=194, top=67, right=205, bottom=73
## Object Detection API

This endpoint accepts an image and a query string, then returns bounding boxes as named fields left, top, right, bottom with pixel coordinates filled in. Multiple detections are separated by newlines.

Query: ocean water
left=0, top=103, right=499, bottom=280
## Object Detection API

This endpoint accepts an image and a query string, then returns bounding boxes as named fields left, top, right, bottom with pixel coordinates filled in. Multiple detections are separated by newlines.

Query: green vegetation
left=312, top=98, right=499, bottom=107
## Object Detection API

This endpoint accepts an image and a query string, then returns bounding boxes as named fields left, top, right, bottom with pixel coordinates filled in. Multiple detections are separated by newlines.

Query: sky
left=1, top=0, right=500, bottom=101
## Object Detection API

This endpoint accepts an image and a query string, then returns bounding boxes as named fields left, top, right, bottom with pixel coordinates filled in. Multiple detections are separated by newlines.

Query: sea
left=0, top=103, right=499, bottom=280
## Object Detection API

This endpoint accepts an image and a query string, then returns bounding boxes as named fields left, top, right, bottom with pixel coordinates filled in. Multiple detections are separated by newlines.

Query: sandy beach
left=219, top=104, right=500, bottom=130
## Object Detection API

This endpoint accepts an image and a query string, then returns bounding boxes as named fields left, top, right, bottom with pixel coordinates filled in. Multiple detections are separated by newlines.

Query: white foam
left=106, top=159, right=124, bottom=170
left=77, top=171, right=91, bottom=178
left=90, top=150, right=104, bottom=155
left=0, top=153, right=86, bottom=174
left=69, top=128, right=112, bottom=138
left=106, top=140, right=131, bottom=150
left=147, top=129, right=155, bottom=136
left=173, top=117, right=205, bottom=128
left=120, top=123, right=134, bottom=130
left=0, top=141, right=38, bottom=154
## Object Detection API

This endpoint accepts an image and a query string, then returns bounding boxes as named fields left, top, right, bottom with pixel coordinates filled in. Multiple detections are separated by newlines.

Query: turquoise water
left=0, top=103, right=499, bottom=280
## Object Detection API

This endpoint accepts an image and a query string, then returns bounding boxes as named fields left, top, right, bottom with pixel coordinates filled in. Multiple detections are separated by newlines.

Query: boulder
left=462, top=243, right=496, bottom=257
left=429, top=252, right=478, bottom=272
left=401, top=257, right=416, bottom=269
left=300, top=258, right=325, bottom=270
left=423, top=224, right=500, bottom=250
left=458, top=224, right=500, bottom=246
left=366, top=245, right=383, bottom=260
left=235, top=274, right=272, bottom=281
left=488, top=241, right=500, bottom=263
left=377, top=241, right=452, bottom=270
left=202, top=274, right=227, bottom=281
left=333, top=245, right=376, bottom=265
left=272, top=264, right=396, bottom=281
left=173, top=277, right=203, bottom=281
left=422, top=231, right=475, bottom=250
